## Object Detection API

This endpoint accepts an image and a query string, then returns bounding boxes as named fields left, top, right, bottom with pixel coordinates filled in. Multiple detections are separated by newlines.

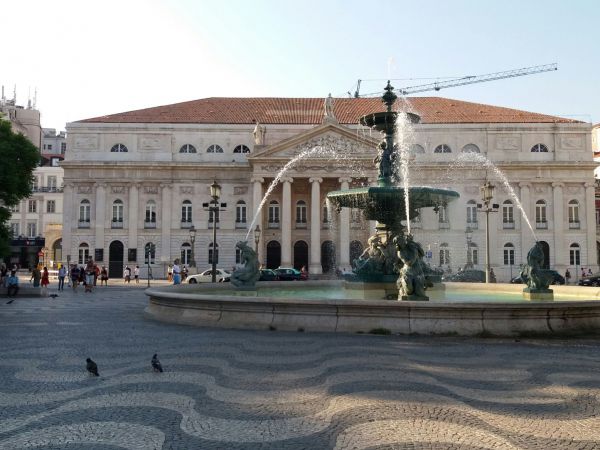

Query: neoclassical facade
left=62, top=97, right=595, bottom=281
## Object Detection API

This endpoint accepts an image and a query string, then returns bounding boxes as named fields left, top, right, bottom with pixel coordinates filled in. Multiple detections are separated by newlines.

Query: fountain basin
left=360, top=111, right=421, bottom=133
left=145, top=281, right=600, bottom=337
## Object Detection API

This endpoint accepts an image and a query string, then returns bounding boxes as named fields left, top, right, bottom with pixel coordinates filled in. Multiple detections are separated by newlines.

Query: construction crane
left=352, top=63, right=558, bottom=98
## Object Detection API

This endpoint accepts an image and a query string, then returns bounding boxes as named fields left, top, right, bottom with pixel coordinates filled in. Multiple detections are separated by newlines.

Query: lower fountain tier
left=327, top=186, right=460, bottom=225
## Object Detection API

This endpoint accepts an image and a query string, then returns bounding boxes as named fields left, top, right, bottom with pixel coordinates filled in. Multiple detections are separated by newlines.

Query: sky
left=3, top=0, right=599, bottom=131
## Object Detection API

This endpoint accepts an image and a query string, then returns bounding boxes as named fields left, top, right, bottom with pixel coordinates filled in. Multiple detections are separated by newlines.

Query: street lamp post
left=209, top=181, right=221, bottom=283
left=254, top=224, right=261, bottom=253
left=465, top=227, right=473, bottom=269
left=145, top=243, right=155, bottom=287
left=478, top=181, right=499, bottom=283
left=189, top=225, right=196, bottom=270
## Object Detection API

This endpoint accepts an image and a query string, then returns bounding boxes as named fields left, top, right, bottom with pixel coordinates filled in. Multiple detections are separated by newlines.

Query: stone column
left=94, top=183, right=106, bottom=261
left=251, top=177, right=264, bottom=264
left=161, top=184, right=172, bottom=265
left=62, top=183, right=74, bottom=264
left=281, top=177, right=293, bottom=267
left=519, top=183, right=532, bottom=263
left=552, top=182, right=565, bottom=269
left=128, top=183, right=139, bottom=260
left=309, top=177, right=323, bottom=274
left=585, top=182, right=597, bottom=270
left=338, top=177, right=351, bottom=268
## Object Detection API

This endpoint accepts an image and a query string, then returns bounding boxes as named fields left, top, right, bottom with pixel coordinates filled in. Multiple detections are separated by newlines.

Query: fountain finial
left=382, top=80, right=397, bottom=112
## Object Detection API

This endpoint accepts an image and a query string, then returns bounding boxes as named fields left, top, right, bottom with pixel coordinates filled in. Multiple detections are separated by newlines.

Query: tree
left=0, top=119, right=40, bottom=259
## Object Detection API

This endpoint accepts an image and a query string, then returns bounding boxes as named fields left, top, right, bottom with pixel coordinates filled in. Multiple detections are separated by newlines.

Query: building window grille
left=233, top=145, right=250, bottom=154
left=206, top=144, right=224, bottom=153
left=110, top=143, right=128, bottom=152
left=434, top=144, right=452, bottom=153
left=531, top=143, right=549, bottom=152
left=179, top=144, right=197, bottom=153
left=46, top=200, right=56, bottom=213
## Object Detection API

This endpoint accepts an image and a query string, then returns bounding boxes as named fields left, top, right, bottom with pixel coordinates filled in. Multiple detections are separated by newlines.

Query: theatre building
left=62, top=96, right=595, bottom=281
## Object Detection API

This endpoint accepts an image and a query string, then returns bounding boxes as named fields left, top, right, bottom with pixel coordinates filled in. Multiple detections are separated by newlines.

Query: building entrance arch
left=108, top=240, right=124, bottom=278
left=266, top=240, right=281, bottom=269
left=293, top=240, right=308, bottom=270
left=321, top=240, right=336, bottom=273
left=538, top=240, right=550, bottom=269
left=52, top=239, right=63, bottom=266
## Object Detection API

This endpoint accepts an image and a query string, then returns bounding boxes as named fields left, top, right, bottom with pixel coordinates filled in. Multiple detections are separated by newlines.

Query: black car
left=442, top=269, right=486, bottom=283
left=274, top=268, right=303, bottom=281
left=511, top=270, right=566, bottom=285
left=578, top=275, right=600, bottom=287
left=259, top=269, right=279, bottom=281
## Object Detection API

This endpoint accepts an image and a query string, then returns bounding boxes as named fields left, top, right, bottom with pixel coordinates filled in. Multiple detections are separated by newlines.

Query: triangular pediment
left=248, top=122, right=378, bottom=161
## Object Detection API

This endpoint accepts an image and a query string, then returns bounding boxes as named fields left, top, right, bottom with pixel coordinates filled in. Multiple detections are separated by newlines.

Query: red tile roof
left=78, top=97, right=579, bottom=125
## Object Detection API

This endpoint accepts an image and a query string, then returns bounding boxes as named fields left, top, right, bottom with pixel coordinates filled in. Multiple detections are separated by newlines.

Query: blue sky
left=4, top=0, right=599, bottom=129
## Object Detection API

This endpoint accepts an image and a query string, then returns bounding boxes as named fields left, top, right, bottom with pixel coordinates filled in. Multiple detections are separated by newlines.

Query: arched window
left=569, top=243, right=581, bottom=266
left=112, top=199, right=124, bottom=226
left=535, top=200, right=547, bottom=228
left=502, top=200, right=514, bottom=228
left=145, top=242, right=156, bottom=264
left=322, top=202, right=331, bottom=226
left=461, top=144, right=480, bottom=153
left=206, top=144, right=223, bottom=153
left=438, top=205, right=449, bottom=225
left=233, top=145, right=250, bottom=154
left=503, top=243, right=515, bottom=266
left=181, top=243, right=191, bottom=265
left=145, top=201, right=156, bottom=227
left=531, top=143, right=548, bottom=152
left=181, top=200, right=192, bottom=224
left=434, top=144, right=452, bottom=153
left=409, top=144, right=425, bottom=155
left=439, top=243, right=450, bottom=265
left=469, top=243, right=479, bottom=266
left=296, top=200, right=307, bottom=225
left=79, top=199, right=91, bottom=224
left=568, top=200, right=580, bottom=228
left=236, top=200, right=247, bottom=226
left=466, top=200, right=477, bottom=226
left=179, top=144, right=196, bottom=153
left=110, top=143, right=128, bottom=153
left=268, top=201, right=280, bottom=228
left=208, top=242, right=219, bottom=265
left=78, top=243, right=90, bottom=264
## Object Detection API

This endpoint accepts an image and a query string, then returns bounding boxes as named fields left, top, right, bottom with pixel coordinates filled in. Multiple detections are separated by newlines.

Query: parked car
left=187, top=268, right=231, bottom=283
left=578, top=275, right=600, bottom=287
left=511, top=270, right=565, bottom=285
left=259, top=269, right=279, bottom=281
left=442, top=269, right=486, bottom=283
left=274, top=267, right=303, bottom=281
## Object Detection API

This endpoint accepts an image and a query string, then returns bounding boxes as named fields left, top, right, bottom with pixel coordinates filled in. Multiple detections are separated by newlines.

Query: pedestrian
left=57, top=265, right=67, bottom=291
left=30, top=266, right=41, bottom=287
left=134, top=265, right=140, bottom=284
left=70, top=265, right=80, bottom=291
left=85, top=259, right=95, bottom=292
left=41, top=267, right=50, bottom=297
left=124, top=266, right=131, bottom=284
left=489, top=268, right=497, bottom=283
left=100, top=266, right=108, bottom=286
left=182, top=266, right=188, bottom=282
left=581, top=267, right=586, bottom=279
left=6, top=270, right=19, bottom=297
left=167, top=264, right=173, bottom=282
left=93, top=264, right=100, bottom=286
left=587, top=268, right=593, bottom=277
left=565, top=269, right=571, bottom=285
left=0, top=263, right=7, bottom=287
left=172, top=260, right=181, bottom=285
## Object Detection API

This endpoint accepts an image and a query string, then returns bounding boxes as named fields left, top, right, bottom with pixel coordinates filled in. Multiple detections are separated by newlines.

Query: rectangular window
left=236, top=204, right=246, bottom=223
left=27, top=222, right=36, bottom=237
left=268, top=205, right=280, bottom=223
left=47, top=176, right=57, bottom=190
left=47, top=200, right=56, bottom=213
left=10, top=204, right=20, bottom=213
left=438, top=206, right=448, bottom=223
left=28, top=200, right=37, bottom=213
left=208, top=248, right=219, bottom=264
left=535, top=205, right=547, bottom=223
left=503, top=205, right=514, bottom=223
left=47, top=144, right=52, bottom=150
left=472, top=249, right=478, bottom=265
left=209, top=208, right=220, bottom=223
left=31, top=177, right=38, bottom=191
left=503, top=249, right=515, bottom=265
left=10, top=223, right=19, bottom=238
left=439, top=249, right=450, bottom=265
left=61, top=142, right=66, bottom=152
left=466, top=205, right=477, bottom=223
left=570, top=249, right=581, bottom=266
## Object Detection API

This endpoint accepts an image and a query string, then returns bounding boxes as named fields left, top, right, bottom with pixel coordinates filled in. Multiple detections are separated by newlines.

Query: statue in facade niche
left=324, top=93, right=336, bottom=122
left=230, top=241, right=260, bottom=288
left=253, top=122, right=266, bottom=145
left=394, top=233, right=428, bottom=300
left=520, top=241, right=552, bottom=290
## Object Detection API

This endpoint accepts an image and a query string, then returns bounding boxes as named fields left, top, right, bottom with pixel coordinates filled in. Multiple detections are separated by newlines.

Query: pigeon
left=86, top=358, right=99, bottom=376
left=6, top=299, right=14, bottom=304
left=151, top=354, right=163, bottom=373
left=49, top=294, right=59, bottom=299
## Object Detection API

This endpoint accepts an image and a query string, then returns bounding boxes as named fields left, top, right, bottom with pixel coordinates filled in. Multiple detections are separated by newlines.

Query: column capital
left=130, top=182, right=141, bottom=189
left=281, top=176, right=294, bottom=184
left=94, top=182, right=107, bottom=190
left=519, top=182, right=531, bottom=189
left=552, top=182, right=564, bottom=189
left=584, top=182, right=596, bottom=189
left=338, top=176, right=352, bottom=184
left=309, top=177, right=323, bottom=184
left=159, top=183, right=172, bottom=190
left=251, top=177, right=264, bottom=184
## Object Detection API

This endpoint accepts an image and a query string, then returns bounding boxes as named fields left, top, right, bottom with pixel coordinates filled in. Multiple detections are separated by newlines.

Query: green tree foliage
left=0, top=120, right=40, bottom=258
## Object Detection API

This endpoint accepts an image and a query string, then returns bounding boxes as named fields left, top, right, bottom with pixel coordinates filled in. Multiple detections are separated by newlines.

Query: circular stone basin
left=145, top=281, right=600, bottom=337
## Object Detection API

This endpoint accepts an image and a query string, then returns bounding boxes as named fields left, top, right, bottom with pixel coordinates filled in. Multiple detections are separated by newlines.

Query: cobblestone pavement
left=1, top=285, right=600, bottom=449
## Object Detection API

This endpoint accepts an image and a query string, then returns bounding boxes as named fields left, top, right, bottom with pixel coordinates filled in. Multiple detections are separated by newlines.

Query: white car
left=187, top=268, right=231, bottom=283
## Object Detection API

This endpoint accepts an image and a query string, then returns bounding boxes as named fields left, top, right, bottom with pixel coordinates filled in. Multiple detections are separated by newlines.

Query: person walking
left=489, top=268, right=497, bottom=283
left=167, top=264, right=173, bottom=282
left=6, top=271, right=19, bottom=298
left=70, top=265, right=80, bottom=291
left=565, top=269, right=571, bottom=285
left=172, top=260, right=181, bottom=285
left=100, top=266, right=108, bottom=286
left=30, top=267, right=41, bottom=288
left=58, top=265, right=67, bottom=291
left=84, top=259, right=95, bottom=293
left=41, top=267, right=50, bottom=297
left=124, top=266, right=131, bottom=284
left=134, top=265, right=140, bottom=284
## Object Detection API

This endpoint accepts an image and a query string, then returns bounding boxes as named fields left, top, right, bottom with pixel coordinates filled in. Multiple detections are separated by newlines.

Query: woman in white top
left=172, top=260, right=181, bottom=285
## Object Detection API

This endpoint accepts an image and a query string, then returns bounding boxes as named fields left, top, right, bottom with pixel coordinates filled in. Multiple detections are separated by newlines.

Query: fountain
left=145, top=84, right=600, bottom=337
left=326, top=81, right=459, bottom=300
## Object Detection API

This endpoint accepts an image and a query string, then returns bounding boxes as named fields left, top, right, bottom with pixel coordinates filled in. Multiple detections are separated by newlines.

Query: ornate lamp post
left=465, top=227, right=473, bottom=269
left=209, top=181, right=221, bottom=283
left=478, top=181, right=499, bottom=283
left=254, top=224, right=261, bottom=253
left=188, top=224, right=196, bottom=270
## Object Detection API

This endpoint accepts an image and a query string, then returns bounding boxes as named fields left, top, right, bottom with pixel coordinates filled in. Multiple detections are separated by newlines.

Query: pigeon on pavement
left=49, top=294, right=59, bottom=299
left=86, top=358, right=99, bottom=376
left=151, top=354, right=163, bottom=373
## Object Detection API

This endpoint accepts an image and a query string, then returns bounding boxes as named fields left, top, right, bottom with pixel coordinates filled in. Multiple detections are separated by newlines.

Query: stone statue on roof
left=324, top=93, right=336, bottom=123
left=253, top=122, right=266, bottom=145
